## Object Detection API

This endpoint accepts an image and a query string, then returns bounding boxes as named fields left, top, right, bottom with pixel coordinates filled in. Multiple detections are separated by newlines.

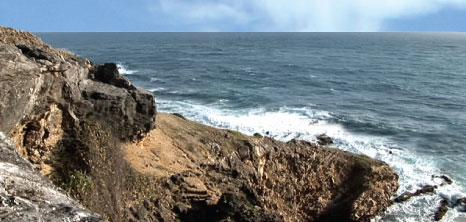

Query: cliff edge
left=0, top=26, right=398, bottom=222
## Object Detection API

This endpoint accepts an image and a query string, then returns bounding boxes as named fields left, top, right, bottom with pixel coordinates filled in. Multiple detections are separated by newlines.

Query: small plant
left=228, top=130, right=242, bottom=137
left=359, top=153, right=370, bottom=159
left=62, top=170, right=94, bottom=198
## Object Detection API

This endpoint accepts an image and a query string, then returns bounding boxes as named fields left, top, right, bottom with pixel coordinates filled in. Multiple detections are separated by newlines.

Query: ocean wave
left=116, top=63, right=138, bottom=75
left=156, top=99, right=466, bottom=222
left=148, top=87, right=165, bottom=92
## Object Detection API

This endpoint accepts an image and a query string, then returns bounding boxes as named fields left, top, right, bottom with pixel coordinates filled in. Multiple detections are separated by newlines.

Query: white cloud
left=153, top=0, right=466, bottom=31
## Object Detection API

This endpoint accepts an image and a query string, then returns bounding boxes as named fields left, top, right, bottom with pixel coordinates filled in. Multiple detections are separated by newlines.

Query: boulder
left=317, top=134, right=333, bottom=145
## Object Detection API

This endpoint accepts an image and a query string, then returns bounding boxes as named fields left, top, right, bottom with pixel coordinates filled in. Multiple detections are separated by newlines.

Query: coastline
left=0, top=26, right=400, bottom=221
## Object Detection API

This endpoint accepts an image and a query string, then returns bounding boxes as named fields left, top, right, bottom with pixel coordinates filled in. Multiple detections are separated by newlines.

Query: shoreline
left=0, top=25, right=400, bottom=221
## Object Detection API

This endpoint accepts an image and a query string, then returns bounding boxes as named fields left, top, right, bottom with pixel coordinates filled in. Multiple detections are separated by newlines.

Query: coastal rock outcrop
left=124, top=113, right=399, bottom=221
left=0, top=26, right=156, bottom=220
left=0, top=26, right=156, bottom=176
left=0, top=26, right=399, bottom=222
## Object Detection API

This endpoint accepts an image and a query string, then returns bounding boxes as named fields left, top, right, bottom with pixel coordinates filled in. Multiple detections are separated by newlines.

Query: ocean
left=37, top=32, right=466, bottom=221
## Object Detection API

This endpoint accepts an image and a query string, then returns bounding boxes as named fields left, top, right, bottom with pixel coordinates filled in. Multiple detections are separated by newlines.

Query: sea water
left=38, top=32, right=466, bottom=221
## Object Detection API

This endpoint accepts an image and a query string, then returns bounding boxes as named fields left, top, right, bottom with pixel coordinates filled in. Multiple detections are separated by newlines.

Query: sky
left=1, top=0, right=466, bottom=32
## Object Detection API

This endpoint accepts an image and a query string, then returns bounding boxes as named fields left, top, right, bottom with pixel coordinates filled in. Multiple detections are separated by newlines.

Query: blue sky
left=1, top=0, right=466, bottom=32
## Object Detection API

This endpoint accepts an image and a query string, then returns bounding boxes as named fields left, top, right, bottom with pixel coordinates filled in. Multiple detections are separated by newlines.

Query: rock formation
left=0, top=132, right=104, bottom=221
left=124, top=113, right=399, bottom=221
left=0, top=26, right=399, bottom=221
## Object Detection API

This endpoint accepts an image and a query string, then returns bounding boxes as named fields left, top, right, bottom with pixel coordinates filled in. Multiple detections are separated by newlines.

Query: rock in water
left=434, top=199, right=449, bottom=221
left=317, top=134, right=333, bottom=145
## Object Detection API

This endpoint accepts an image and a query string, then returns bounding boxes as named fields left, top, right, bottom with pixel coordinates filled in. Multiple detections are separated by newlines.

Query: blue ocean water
left=38, top=33, right=466, bottom=221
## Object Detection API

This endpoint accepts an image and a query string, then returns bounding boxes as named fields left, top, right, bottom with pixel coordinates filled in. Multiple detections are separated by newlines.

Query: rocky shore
left=0, top=26, right=399, bottom=221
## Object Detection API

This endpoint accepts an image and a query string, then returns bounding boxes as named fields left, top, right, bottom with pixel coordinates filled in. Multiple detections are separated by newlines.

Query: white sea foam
left=116, top=63, right=138, bottom=75
left=148, top=87, right=165, bottom=92
left=157, top=99, right=466, bottom=222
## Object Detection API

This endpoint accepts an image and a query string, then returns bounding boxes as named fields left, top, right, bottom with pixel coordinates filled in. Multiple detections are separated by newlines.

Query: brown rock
left=434, top=199, right=449, bottom=221
left=317, top=134, right=333, bottom=145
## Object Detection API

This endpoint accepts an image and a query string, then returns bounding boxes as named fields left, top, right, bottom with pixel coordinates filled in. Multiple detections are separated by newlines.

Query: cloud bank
left=152, top=0, right=466, bottom=31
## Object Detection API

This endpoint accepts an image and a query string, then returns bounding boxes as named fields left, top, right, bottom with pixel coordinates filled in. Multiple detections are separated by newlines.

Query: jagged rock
left=94, top=63, right=136, bottom=90
left=317, top=134, right=333, bottom=145
left=394, top=185, right=437, bottom=203
left=0, top=133, right=104, bottom=221
left=434, top=199, right=449, bottom=221
left=432, top=175, right=453, bottom=186
left=414, top=185, right=436, bottom=195
left=0, top=33, right=156, bottom=171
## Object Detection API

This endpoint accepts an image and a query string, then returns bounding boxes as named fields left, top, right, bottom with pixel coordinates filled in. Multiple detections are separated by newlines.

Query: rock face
left=0, top=26, right=156, bottom=220
left=0, top=26, right=399, bottom=222
left=0, top=26, right=156, bottom=176
left=0, top=132, right=104, bottom=221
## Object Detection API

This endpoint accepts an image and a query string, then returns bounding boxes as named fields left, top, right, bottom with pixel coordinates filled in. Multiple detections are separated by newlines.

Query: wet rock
left=433, top=175, right=453, bottom=186
left=414, top=185, right=436, bottom=195
left=454, top=198, right=466, bottom=212
left=434, top=199, right=449, bottom=221
left=394, top=191, right=414, bottom=203
left=394, top=185, right=437, bottom=203
left=317, top=134, right=333, bottom=145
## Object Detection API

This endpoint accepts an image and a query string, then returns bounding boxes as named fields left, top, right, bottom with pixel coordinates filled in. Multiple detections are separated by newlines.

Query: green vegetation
left=228, top=129, right=243, bottom=137
left=62, top=170, right=95, bottom=199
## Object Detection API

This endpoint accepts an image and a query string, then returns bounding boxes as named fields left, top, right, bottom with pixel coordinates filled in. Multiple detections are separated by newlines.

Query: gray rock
left=0, top=133, right=104, bottom=221
left=0, top=41, right=156, bottom=140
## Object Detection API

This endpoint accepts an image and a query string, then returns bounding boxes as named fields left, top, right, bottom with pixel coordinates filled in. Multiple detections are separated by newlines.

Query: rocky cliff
left=0, top=26, right=399, bottom=222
